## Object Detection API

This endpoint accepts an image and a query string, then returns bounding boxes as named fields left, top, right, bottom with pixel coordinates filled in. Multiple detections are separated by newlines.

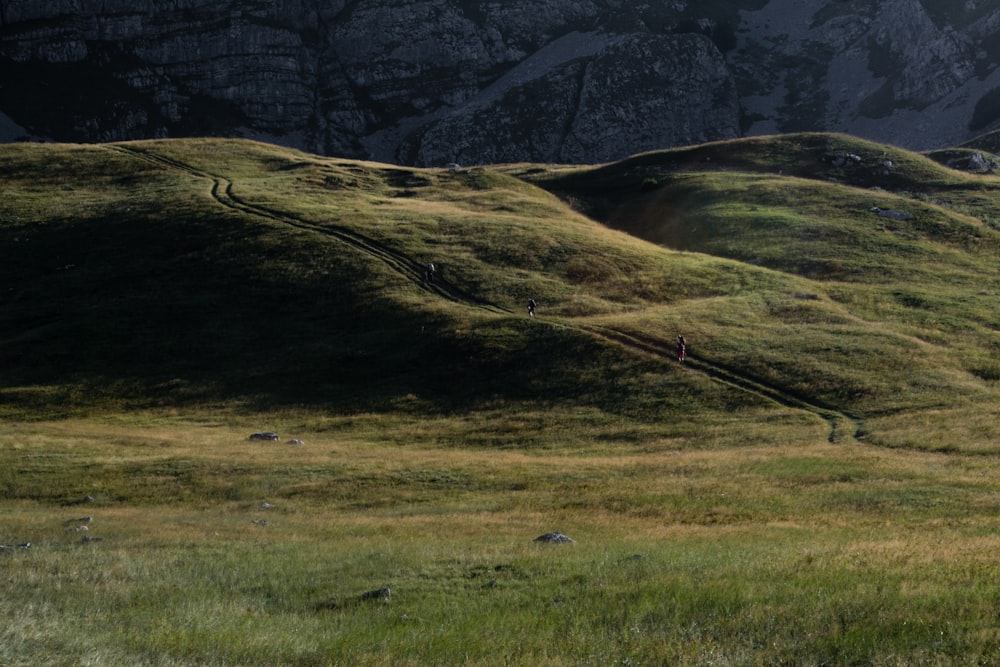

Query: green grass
left=3, top=132, right=1000, bottom=664
left=6, top=419, right=1000, bottom=665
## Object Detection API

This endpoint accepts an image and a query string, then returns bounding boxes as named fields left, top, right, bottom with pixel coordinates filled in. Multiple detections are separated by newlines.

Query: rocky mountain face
left=2, top=1, right=1000, bottom=165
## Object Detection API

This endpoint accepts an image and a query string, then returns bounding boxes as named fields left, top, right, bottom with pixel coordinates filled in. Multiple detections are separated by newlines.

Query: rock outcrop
left=397, top=32, right=738, bottom=165
left=733, top=0, right=1000, bottom=150
left=1, top=1, right=999, bottom=164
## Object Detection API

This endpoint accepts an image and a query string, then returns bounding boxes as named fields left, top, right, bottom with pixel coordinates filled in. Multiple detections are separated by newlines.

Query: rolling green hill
left=7, top=133, right=1000, bottom=666
left=2, top=133, right=999, bottom=453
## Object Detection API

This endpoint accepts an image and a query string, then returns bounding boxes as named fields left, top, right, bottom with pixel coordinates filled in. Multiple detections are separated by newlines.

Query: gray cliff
left=1, top=1, right=999, bottom=165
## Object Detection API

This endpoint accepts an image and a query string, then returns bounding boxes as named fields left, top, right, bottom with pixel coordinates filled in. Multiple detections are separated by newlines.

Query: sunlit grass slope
left=517, top=132, right=1000, bottom=451
left=2, top=132, right=999, bottom=450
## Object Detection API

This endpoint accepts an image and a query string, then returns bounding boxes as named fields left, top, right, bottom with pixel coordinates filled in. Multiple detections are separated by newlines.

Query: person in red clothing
left=676, top=335, right=686, bottom=363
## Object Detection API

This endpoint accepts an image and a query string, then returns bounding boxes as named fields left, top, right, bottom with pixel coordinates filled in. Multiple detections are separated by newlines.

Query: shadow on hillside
left=1, top=201, right=637, bottom=416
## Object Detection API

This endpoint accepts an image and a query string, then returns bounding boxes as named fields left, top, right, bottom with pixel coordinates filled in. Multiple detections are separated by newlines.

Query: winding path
left=573, top=324, right=862, bottom=444
left=109, top=143, right=861, bottom=444
left=110, top=144, right=505, bottom=313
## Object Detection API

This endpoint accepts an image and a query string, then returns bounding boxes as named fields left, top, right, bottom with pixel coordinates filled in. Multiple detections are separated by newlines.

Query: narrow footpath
left=110, top=144, right=862, bottom=443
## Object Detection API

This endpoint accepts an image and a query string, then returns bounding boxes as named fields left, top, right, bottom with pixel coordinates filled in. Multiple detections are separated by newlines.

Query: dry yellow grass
left=7, top=414, right=1000, bottom=665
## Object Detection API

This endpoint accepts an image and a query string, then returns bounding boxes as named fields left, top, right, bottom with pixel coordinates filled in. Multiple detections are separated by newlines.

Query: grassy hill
left=517, top=133, right=1000, bottom=450
left=3, top=133, right=999, bottom=450
left=5, top=133, right=1000, bottom=665
left=961, top=127, right=1000, bottom=155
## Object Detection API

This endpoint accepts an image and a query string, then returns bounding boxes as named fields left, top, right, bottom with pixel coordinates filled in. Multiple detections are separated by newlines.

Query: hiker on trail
left=676, top=335, right=686, bottom=363
left=527, top=298, right=537, bottom=317
left=425, top=263, right=436, bottom=282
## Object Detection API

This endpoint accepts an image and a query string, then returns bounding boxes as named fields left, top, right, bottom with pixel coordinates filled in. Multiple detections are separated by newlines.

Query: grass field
left=3, top=132, right=1000, bottom=664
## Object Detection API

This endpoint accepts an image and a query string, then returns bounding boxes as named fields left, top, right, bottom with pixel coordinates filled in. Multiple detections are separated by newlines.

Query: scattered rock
left=829, top=152, right=862, bottom=167
left=0, top=542, right=31, bottom=551
left=287, top=438, right=304, bottom=445
left=359, top=587, right=392, bottom=602
left=794, top=292, right=820, bottom=300
left=869, top=206, right=913, bottom=221
left=945, top=151, right=999, bottom=173
left=534, top=532, right=574, bottom=544
left=249, top=432, right=279, bottom=441
left=966, top=152, right=1000, bottom=172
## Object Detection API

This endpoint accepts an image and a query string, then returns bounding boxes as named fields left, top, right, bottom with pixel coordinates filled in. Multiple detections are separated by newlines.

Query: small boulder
left=869, top=206, right=912, bottom=221
left=359, top=587, right=392, bottom=602
left=249, top=432, right=279, bottom=441
left=534, top=532, right=574, bottom=544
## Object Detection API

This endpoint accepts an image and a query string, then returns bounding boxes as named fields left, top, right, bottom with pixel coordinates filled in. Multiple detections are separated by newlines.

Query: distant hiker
left=676, top=335, right=686, bottom=363
left=425, top=263, right=436, bottom=282
left=527, top=298, right=537, bottom=317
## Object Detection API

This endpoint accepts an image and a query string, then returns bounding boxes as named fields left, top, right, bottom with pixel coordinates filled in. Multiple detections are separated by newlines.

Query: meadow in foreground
left=4, top=412, right=1000, bottom=666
